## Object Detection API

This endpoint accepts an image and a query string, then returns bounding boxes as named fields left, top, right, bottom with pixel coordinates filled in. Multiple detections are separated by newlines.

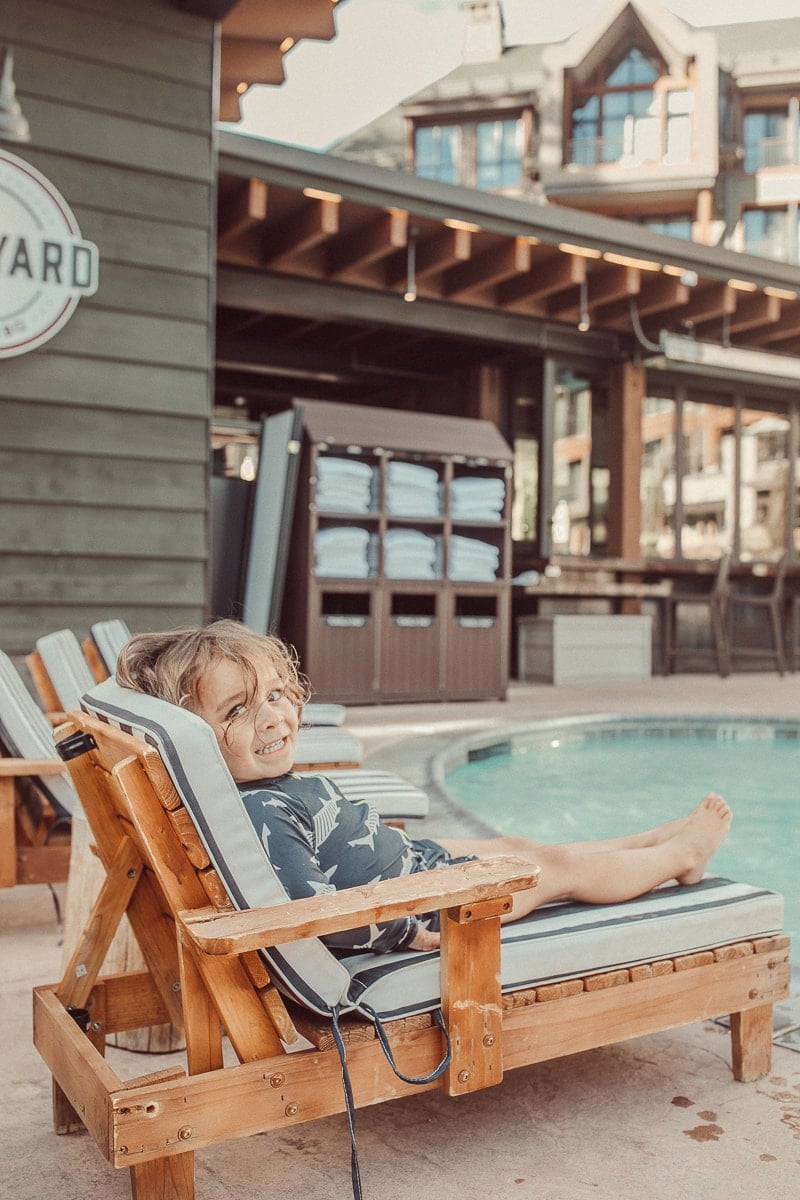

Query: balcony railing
left=744, top=133, right=800, bottom=171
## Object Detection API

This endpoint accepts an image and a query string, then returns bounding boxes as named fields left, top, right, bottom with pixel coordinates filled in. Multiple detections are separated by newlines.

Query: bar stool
left=728, top=555, right=787, bottom=676
left=661, top=553, right=731, bottom=677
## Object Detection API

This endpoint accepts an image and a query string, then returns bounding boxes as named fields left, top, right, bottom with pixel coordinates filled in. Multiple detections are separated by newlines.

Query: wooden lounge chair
left=0, top=649, right=76, bottom=888
left=33, top=677, right=790, bottom=1200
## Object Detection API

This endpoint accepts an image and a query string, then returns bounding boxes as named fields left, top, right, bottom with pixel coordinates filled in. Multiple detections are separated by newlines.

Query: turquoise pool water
left=445, top=717, right=799, bottom=939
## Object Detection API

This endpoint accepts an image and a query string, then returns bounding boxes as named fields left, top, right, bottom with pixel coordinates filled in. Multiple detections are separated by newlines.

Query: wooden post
left=730, top=1004, right=774, bottom=1082
left=440, top=896, right=506, bottom=1095
left=607, top=358, right=644, bottom=561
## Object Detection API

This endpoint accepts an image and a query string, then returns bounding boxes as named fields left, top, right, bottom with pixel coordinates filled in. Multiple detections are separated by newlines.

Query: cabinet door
left=379, top=589, right=443, bottom=701
left=306, top=587, right=378, bottom=703
left=444, top=590, right=507, bottom=700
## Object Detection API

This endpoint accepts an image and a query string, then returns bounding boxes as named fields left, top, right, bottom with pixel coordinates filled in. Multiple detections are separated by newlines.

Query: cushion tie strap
left=361, top=1003, right=452, bottom=1085
left=329, top=1005, right=452, bottom=1200
left=330, top=1006, right=364, bottom=1200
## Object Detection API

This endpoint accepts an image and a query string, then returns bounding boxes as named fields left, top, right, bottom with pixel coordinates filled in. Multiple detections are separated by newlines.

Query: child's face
left=193, top=653, right=299, bottom=783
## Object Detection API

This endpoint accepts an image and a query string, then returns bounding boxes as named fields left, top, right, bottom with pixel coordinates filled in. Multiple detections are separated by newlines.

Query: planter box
left=518, top=614, right=652, bottom=684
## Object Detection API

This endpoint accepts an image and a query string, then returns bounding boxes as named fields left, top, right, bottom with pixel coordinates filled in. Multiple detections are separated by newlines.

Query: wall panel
left=0, top=0, right=215, bottom=651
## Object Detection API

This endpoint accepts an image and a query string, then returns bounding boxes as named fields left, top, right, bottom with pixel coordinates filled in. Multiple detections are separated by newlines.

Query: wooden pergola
left=216, top=134, right=800, bottom=381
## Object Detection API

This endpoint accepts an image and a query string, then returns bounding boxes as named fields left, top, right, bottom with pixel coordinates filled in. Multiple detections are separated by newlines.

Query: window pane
left=606, top=47, right=659, bottom=86
left=643, top=216, right=693, bottom=238
left=680, top=401, right=735, bottom=559
left=552, top=369, right=598, bottom=556
left=511, top=379, right=541, bottom=547
left=743, top=109, right=788, bottom=170
left=415, top=124, right=461, bottom=184
left=512, top=437, right=538, bottom=543
left=570, top=95, right=599, bottom=164
left=476, top=118, right=521, bottom=189
left=665, top=113, right=691, bottom=164
left=640, top=391, right=677, bottom=559
left=743, top=208, right=790, bottom=261
left=739, top=408, right=789, bottom=560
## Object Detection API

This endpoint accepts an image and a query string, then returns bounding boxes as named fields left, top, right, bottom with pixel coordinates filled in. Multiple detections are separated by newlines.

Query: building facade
left=333, top=1, right=800, bottom=268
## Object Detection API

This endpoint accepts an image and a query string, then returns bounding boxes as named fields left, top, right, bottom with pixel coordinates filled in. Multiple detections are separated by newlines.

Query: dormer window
left=567, top=46, right=692, bottom=168
left=414, top=113, right=524, bottom=191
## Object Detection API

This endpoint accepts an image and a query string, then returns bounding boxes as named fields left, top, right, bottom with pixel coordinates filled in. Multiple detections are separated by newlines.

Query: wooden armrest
left=0, top=758, right=69, bottom=777
left=179, top=855, right=539, bottom=955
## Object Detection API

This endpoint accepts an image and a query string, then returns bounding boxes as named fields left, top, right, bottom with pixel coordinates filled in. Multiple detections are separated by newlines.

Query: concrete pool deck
left=4, top=671, right=800, bottom=1200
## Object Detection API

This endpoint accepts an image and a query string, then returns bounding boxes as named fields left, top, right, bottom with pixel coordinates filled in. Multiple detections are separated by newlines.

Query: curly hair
left=115, top=620, right=310, bottom=714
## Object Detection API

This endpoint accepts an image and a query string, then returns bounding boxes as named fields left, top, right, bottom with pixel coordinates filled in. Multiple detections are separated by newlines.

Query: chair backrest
left=36, top=629, right=96, bottom=711
left=80, top=677, right=358, bottom=1017
left=0, top=650, right=78, bottom=816
left=88, top=618, right=132, bottom=676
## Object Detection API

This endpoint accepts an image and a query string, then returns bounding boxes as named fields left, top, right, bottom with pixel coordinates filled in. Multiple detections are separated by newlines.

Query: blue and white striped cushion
left=302, top=768, right=429, bottom=819
left=80, top=679, right=784, bottom=1025
left=295, top=725, right=363, bottom=765
left=0, top=649, right=78, bottom=817
left=89, top=618, right=132, bottom=675
left=339, top=876, right=784, bottom=1020
left=36, top=629, right=96, bottom=711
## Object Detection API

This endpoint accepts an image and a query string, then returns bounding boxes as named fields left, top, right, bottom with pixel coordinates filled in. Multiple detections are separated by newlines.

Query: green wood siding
left=0, top=0, right=214, bottom=651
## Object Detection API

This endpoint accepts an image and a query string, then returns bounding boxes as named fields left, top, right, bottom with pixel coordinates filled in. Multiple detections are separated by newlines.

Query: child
left=116, top=620, right=732, bottom=955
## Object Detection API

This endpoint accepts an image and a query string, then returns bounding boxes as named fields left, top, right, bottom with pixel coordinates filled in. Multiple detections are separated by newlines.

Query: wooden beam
left=597, top=275, right=690, bottom=324
left=386, top=226, right=472, bottom=286
left=222, top=0, right=337, bottom=42
left=679, top=282, right=737, bottom=327
left=262, top=197, right=340, bottom=267
left=328, top=210, right=408, bottom=277
left=550, top=264, right=640, bottom=321
left=218, top=179, right=268, bottom=244
left=498, top=251, right=586, bottom=308
left=442, top=236, right=532, bottom=298
left=220, top=40, right=285, bottom=87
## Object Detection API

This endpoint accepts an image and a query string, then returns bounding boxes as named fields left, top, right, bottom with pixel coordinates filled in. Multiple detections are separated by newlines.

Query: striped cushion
left=89, top=619, right=132, bottom=675
left=302, top=767, right=429, bottom=819
left=339, top=877, right=784, bottom=1020
left=304, top=703, right=347, bottom=727
left=0, top=650, right=78, bottom=817
left=295, top=724, right=363, bottom=765
left=36, top=629, right=95, bottom=711
left=81, top=678, right=784, bottom=1025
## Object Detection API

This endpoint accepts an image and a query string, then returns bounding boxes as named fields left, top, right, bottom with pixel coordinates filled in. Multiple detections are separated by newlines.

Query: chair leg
left=729, top=1004, right=774, bottom=1082
left=130, top=1152, right=195, bottom=1200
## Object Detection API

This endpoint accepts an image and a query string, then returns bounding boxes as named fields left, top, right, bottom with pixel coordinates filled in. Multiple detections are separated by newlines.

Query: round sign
left=0, top=147, right=99, bottom=358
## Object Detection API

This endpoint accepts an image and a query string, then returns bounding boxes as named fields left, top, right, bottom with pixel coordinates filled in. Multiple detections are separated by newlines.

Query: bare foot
left=674, top=793, right=732, bottom=885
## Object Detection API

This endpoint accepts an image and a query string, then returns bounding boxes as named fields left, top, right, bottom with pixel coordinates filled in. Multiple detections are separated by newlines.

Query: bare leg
left=438, top=794, right=732, bottom=920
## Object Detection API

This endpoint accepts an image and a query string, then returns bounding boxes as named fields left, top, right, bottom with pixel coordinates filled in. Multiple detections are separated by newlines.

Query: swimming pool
left=443, top=715, right=799, bottom=940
